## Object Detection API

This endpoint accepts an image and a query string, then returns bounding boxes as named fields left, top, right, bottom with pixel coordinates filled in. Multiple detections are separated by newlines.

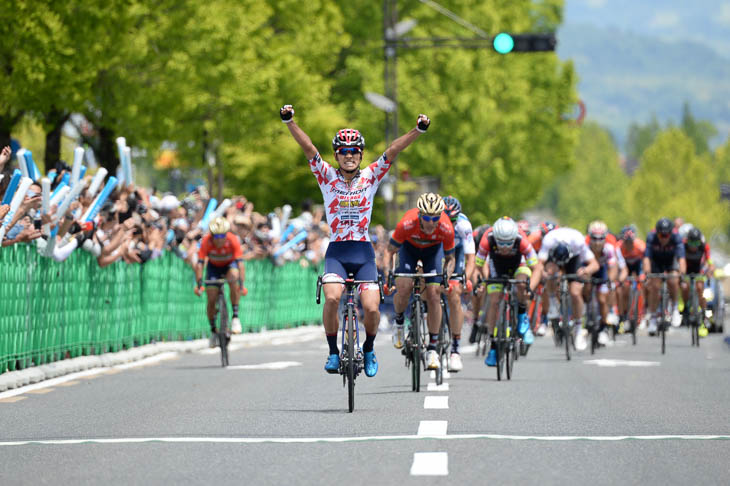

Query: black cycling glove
left=280, top=105, right=294, bottom=123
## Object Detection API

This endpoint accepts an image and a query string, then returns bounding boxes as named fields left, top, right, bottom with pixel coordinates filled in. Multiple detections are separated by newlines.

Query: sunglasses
left=658, top=232, right=671, bottom=238
left=337, top=147, right=361, bottom=155
left=590, top=236, right=605, bottom=242
left=686, top=240, right=702, bottom=247
left=420, top=214, right=440, bottom=222
left=213, top=234, right=227, bottom=239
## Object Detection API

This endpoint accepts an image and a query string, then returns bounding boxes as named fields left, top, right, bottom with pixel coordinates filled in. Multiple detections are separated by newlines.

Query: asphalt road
left=1, top=325, right=728, bottom=485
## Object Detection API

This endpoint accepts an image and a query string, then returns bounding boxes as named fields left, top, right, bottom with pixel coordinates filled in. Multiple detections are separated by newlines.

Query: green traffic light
left=493, top=33, right=514, bottom=54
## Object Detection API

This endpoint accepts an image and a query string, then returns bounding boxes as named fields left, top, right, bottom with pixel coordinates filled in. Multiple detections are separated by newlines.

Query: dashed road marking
left=227, top=362, right=302, bottom=370
left=427, top=382, right=449, bottom=392
left=584, top=359, right=660, bottom=368
left=417, top=421, right=448, bottom=436
left=410, top=452, right=448, bottom=476
left=424, top=396, right=449, bottom=409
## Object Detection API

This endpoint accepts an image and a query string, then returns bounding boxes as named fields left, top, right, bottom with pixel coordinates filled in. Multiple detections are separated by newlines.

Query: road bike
left=204, top=278, right=231, bottom=367
left=390, top=270, right=444, bottom=392
left=685, top=273, right=705, bottom=347
left=647, top=273, right=678, bottom=355
left=317, top=273, right=383, bottom=412
left=479, top=277, right=524, bottom=381
left=584, top=277, right=609, bottom=355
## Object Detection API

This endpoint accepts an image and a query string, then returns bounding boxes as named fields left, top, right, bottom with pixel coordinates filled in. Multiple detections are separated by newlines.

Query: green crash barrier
left=0, top=244, right=323, bottom=374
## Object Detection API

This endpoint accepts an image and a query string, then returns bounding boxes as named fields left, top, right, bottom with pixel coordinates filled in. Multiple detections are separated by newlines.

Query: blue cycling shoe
left=364, top=351, right=378, bottom=377
left=324, top=354, right=340, bottom=374
left=518, top=313, right=530, bottom=335
left=522, top=328, right=534, bottom=345
left=485, top=348, right=497, bottom=367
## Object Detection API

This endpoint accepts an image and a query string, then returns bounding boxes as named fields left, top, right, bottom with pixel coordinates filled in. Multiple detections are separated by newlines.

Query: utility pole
left=383, top=0, right=399, bottom=228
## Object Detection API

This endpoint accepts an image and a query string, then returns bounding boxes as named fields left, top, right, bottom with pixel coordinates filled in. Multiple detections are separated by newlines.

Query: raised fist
left=280, top=105, right=294, bottom=123
left=416, top=114, right=430, bottom=132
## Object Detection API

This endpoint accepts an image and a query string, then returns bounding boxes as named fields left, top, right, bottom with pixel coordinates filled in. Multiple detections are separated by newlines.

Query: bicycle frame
left=316, top=273, right=383, bottom=412
left=203, top=278, right=230, bottom=367
left=480, top=277, right=523, bottom=381
left=647, top=273, right=678, bottom=355
left=392, top=271, right=440, bottom=392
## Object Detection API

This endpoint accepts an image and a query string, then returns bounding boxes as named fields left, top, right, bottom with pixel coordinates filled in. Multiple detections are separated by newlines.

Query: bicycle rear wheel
left=346, top=310, right=355, bottom=413
left=660, top=287, right=667, bottom=355
left=218, top=294, right=229, bottom=367
left=411, top=303, right=423, bottom=392
left=436, top=298, right=449, bottom=385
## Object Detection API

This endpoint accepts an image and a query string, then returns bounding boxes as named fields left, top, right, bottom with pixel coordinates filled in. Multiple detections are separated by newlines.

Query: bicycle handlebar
left=203, top=279, right=227, bottom=285
left=647, top=273, right=681, bottom=280
left=316, top=275, right=384, bottom=305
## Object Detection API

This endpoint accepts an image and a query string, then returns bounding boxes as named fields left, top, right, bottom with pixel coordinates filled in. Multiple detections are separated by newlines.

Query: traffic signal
left=492, top=33, right=556, bottom=54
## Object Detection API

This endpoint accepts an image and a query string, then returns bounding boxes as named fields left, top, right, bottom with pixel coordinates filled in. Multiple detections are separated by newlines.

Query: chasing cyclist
left=194, top=217, right=246, bottom=344
left=644, top=218, right=686, bottom=335
left=280, top=104, right=430, bottom=377
left=442, top=196, right=475, bottom=372
left=681, top=227, right=714, bottom=336
left=528, top=221, right=556, bottom=336
left=476, top=217, right=540, bottom=366
left=616, top=225, right=646, bottom=331
left=385, top=193, right=455, bottom=371
left=535, top=226, right=599, bottom=351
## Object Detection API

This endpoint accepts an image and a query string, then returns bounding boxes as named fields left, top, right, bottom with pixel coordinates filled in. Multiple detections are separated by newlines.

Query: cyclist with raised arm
left=442, top=196, right=475, bottom=372
left=194, top=217, right=246, bottom=344
left=644, top=218, right=686, bottom=335
left=385, top=193, right=455, bottom=371
left=280, top=104, right=430, bottom=377
left=476, top=217, right=540, bottom=366
left=681, top=227, right=714, bottom=336
left=535, top=226, right=600, bottom=351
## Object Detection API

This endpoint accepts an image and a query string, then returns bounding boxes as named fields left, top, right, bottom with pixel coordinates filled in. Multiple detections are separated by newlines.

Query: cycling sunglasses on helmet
left=337, top=147, right=361, bottom=155
left=213, top=233, right=227, bottom=239
left=420, top=214, right=440, bottom=222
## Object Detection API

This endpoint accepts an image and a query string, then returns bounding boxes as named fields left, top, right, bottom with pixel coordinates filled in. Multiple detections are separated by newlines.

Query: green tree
left=680, top=101, right=717, bottom=155
left=627, top=128, right=728, bottom=235
left=552, top=122, right=628, bottom=232
left=625, top=115, right=660, bottom=161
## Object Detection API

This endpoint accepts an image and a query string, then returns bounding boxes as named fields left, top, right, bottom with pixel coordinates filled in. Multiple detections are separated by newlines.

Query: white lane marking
left=0, top=434, right=729, bottom=446
left=427, top=382, right=449, bottom=392
left=0, top=352, right=180, bottom=400
left=410, top=452, right=448, bottom=476
left=417, top=421, right=448, bottom=436
left=424, top=396, right=449, bottom=409
left=584, top=359, right=660, bottom=368
left=226, top=362, right=302, bottom=370
left=428, top=370, right=451, bottom=379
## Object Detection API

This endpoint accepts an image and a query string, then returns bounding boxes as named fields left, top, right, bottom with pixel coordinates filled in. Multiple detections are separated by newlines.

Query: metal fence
left=0, top=245, right=322, bottom=374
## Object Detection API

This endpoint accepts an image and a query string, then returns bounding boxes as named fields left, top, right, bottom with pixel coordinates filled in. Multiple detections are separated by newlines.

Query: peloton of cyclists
left=385, top=193, right=456, bottom=371
left=280, top=104, right=430, bottom=377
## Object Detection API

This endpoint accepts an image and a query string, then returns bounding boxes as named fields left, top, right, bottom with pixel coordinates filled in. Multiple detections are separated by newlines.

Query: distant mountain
left=556, top=22, right=730, bottom=149
left=563, top=0, right=730, bottom=57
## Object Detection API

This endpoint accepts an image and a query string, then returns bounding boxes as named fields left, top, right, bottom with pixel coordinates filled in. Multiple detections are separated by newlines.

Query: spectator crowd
left=0, top=145, right=382, bottom=272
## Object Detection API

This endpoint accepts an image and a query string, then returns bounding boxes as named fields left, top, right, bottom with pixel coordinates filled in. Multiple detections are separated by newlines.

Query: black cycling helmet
left=540, top=221, right=556, bottom=237
left=443, top=196, right=461, bottom=221
left=332, top=129, right=365, bottom=151
left=549, top=243, right=571, bottom=265
left=686, top=227, right=703, bottom=246
left=655, top=217, right=673, bottom=235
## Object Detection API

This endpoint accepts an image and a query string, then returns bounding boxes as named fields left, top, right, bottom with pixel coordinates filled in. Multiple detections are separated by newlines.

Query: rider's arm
left=464, top=253, right=476, bottom=283
left=678, top=257, right=687, bottom=275
left=194, top=259, right=206, bottom=288
left=384, top=115, right=430, bottom=161
left=384, top=243, right=399, bottom=272
left=280, top=106, right=318, bottom=160
left=581, top=257, right=600, bottom=276
left=529, top=261, right=543, bottom=291
left=642, top=256, right=651, bottom=276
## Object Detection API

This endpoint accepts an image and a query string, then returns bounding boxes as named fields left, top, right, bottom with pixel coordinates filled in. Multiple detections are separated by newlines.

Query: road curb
left=0, top=325, right=322, bottom=392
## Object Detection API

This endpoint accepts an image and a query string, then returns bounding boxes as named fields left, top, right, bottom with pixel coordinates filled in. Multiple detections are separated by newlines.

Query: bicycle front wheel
left=218, top=294, right=229, bottom=367
left=347, top=311, right=355, bottom=413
